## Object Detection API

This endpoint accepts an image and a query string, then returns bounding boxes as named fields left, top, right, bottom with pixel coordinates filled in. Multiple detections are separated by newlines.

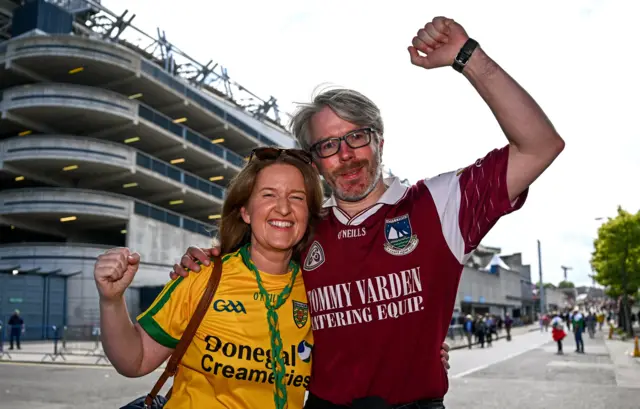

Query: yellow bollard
left=609, top=325, right=614, bottom=340
left=633, top=336, right=640, bottom=358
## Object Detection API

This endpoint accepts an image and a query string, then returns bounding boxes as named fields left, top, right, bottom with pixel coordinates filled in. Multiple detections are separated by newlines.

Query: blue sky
left=104, top=0, right=639, bottom=286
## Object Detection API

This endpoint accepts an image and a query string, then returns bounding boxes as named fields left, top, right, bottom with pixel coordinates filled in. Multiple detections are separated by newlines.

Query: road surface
left=445, top=329, right=640, bottom=409
left=0, top=329, right=637, bottom=408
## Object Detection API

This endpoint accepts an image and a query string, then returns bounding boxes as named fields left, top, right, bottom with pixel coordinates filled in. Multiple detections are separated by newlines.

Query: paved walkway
left=0, top=324, right=539, bottom=366
left=603, top=332, right=640, bottom=389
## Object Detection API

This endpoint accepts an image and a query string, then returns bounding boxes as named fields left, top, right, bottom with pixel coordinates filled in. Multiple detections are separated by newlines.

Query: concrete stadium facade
left=0, top=0, right=296, bottom=337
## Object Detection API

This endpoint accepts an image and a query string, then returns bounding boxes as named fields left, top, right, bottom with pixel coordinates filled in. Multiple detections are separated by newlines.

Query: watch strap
left=452, top=38, right=479, bottom=73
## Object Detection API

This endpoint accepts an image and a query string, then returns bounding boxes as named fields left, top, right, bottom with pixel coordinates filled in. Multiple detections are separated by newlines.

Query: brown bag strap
left=144, top=256, right=223, bottom=407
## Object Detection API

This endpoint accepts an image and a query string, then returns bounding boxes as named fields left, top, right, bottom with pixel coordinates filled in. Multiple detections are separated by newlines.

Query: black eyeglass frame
left=248, top=147, right=313, bottom=165
left=308, top=127, right=378, bottom=159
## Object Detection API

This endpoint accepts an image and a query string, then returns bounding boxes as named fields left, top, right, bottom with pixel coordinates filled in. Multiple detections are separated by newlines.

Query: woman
left=94, top=147, right=324, bottom=409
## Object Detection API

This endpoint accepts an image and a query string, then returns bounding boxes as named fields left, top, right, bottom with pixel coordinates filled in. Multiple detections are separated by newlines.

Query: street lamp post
left=561, top=265, right=572, bottom=282
left=537, top=240, right=545, bottom=315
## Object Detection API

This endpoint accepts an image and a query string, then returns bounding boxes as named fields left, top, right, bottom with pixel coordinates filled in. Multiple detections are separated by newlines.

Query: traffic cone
left=633, top=336, right=640, bottom=358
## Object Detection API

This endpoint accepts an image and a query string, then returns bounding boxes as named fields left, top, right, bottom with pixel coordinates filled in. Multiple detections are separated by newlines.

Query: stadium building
left=0, top=0, right=298, bottom=339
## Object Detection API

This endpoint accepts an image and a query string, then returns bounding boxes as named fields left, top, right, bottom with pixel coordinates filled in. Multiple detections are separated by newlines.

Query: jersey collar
left=322, top=177, right=409, bottom=226
left=322, top=176, right=407, bottom=208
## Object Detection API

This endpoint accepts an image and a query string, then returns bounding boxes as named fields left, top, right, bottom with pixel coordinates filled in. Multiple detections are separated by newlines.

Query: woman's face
left=241, top=163, right=309, bottom=254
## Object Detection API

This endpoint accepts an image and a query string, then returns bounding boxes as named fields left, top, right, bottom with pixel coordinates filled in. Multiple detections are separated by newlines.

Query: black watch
left=452, top=38, right=479, bottom=73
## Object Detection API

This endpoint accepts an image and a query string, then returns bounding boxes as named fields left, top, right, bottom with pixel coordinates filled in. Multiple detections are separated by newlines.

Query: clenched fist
left=94, top=248, right=141, bottom=302
left=408, top=16, right=471, bottom=69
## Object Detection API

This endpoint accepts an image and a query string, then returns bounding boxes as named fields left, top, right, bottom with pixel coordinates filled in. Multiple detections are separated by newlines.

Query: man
left=464, top=315, right=474, bottom=349
left=504, top=313, right=513, bottom=341
left=8, top=309, right=24, bottom=350
left=572, top=307, right=585, bottom=353
left=172, top=16, right=564, bottom=408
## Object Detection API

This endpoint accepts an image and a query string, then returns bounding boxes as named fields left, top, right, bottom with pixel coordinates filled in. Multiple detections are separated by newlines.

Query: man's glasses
left=309, top=127, right=376, bottom=159
left=249, top=147, right=313, bottom=165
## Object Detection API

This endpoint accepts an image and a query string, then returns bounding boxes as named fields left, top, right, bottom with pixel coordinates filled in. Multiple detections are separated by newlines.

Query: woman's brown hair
left=216, top=152, right=324, bottom=262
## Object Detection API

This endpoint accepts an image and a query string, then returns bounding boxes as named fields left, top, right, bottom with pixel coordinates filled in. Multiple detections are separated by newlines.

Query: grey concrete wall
left=544, top=287, right=569, bottom=310
left=455, top=266, right=522, bottom=312
left=0, top=211, right=213, bottom=327
left=0, top=83, right=138, bottom=119
left=0, top=135, right=135, bottom=169
left=126, top=214, right=214, bottom=287
left=0, top=188, right=132, bottom=220
left=5, top=34, right=141, bottom=73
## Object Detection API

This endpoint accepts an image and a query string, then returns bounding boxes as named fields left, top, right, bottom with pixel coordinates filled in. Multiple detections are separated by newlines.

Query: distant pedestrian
left=586, top=312, right=596, bottom=338
left=485, top=315, right=493, bottom=347
left=476, top=315, right=486, bottom=348
left=496, top=316, right=503, bottom=337
left=596, top=310, right=605, bottom=331
left=505, top=313, right=513, bottom=341
left=8, top=309, right=24, bottom=350
left=564, top=311, right=572, bottom=331
left=572, top=307, right=585, bottom=353
left=552, top=321, right=566, bottom=354
left=464, top=315, right=474, bottom=349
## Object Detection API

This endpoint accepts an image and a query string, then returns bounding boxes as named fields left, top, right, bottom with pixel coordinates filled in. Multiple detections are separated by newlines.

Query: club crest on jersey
left=303, top=241, right=325, bottom=271
left=292, top=300, right=309, bottom=328
left=383, top=214, right=419, bottom=256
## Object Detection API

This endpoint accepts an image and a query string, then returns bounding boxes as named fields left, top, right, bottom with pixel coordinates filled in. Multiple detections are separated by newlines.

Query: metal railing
left=135, top=152, right=225, bottom=200
left=133, top=201, right=215, bottom=237
left=0, top=324, right=108, bottom=364
left=138, top=104, right=246, bottom=168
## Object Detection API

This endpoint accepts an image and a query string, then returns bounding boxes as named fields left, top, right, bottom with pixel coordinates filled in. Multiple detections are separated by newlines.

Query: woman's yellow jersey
left=137, top=248, right=313, bottom=409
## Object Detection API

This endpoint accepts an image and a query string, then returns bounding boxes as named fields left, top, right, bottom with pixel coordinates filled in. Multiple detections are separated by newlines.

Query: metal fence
left=0, top=323, right=109, bottom=364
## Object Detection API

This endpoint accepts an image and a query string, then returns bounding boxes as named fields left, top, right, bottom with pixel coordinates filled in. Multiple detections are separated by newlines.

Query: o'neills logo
left=200, top=335, right=311, bottom=389
left=338, top=227, right=366, bottom=239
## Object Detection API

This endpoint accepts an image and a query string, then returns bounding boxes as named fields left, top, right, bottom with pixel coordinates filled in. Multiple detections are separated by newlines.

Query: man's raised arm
left=409, top=17, right=564, bottom=201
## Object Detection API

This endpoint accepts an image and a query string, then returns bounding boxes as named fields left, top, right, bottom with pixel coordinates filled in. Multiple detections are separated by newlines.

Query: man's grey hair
left=289, top=87, right=384, bottom=151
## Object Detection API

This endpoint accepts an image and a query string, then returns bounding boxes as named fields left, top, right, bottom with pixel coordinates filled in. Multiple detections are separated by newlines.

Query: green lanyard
left=240, top=244, right=299, bottom=409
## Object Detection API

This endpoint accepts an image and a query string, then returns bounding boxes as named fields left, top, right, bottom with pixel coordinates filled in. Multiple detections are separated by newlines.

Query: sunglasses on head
left=249, top=147, right=313, bottom=165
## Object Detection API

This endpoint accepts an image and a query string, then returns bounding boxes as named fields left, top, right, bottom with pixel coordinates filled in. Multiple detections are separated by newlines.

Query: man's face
left=308, top=106, right=383, bottom=202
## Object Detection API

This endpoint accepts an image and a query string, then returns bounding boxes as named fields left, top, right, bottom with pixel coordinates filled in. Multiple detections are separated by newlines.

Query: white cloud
left=105, top=0, right=639, bottom=286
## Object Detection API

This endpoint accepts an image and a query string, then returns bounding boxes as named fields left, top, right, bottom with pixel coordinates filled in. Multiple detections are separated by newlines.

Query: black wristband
left=452, top=38, right=479, bottom=73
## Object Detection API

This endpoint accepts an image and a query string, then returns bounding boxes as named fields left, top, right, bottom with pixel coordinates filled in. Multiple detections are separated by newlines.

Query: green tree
left=534, top=282, right=556, bottom=289
left=591, top=207, right=640, bottom=295
left=557, top=281, right=575, bottom=289
left=591, top=207, right=640, bottom=335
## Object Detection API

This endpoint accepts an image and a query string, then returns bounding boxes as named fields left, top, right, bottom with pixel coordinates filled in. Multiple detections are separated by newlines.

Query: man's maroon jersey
left=300, top=145, right=527, bottom=405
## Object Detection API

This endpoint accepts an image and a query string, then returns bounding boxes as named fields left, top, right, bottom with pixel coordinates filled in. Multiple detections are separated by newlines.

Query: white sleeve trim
left=424, top=172, right=470, bottom=265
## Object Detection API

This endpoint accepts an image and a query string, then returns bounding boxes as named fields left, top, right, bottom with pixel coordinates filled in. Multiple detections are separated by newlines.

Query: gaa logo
left=213, top=300, right=247, bottom=314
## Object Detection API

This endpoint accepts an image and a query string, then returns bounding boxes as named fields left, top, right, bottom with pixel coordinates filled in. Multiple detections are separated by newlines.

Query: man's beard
left=331, top=151, right=383, bottom=203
